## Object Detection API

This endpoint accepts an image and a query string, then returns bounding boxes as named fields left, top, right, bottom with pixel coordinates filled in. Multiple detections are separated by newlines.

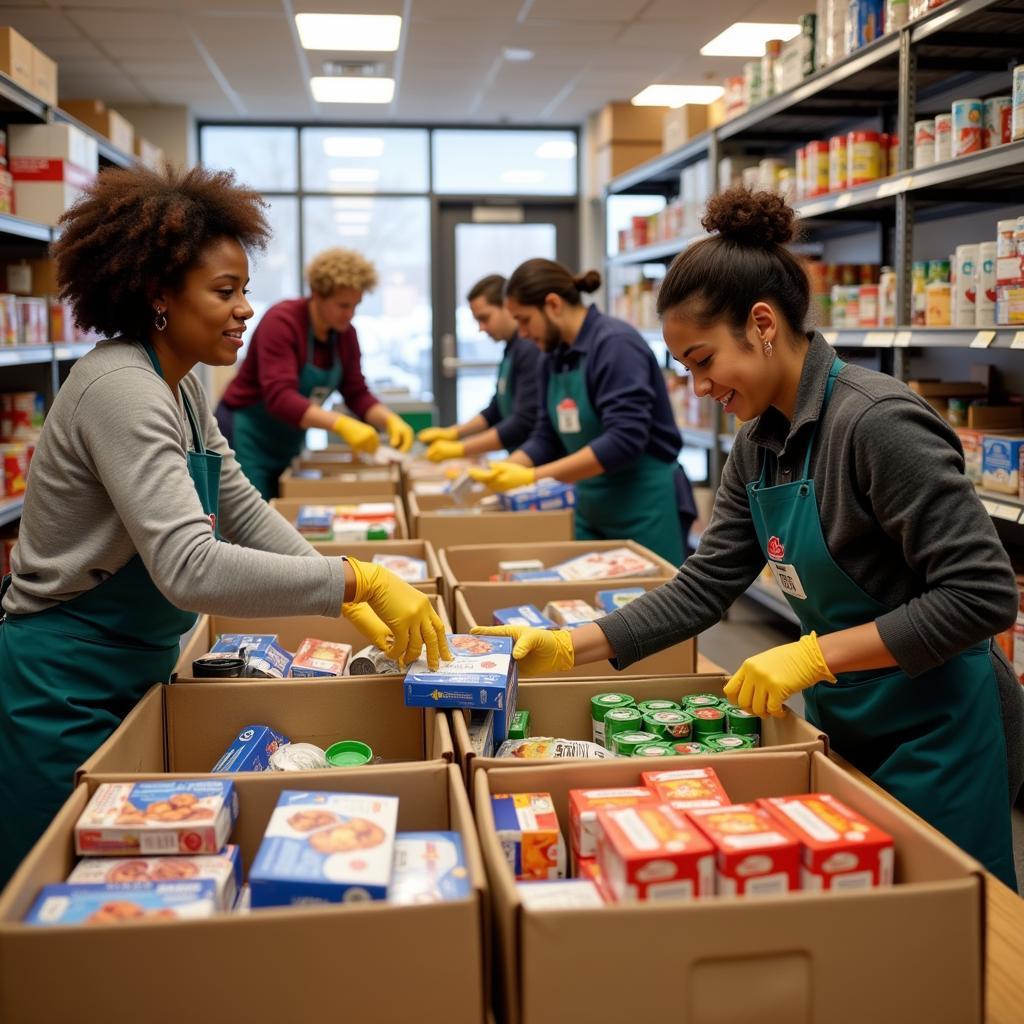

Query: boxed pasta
left=568, top=787, right=658, bottom=859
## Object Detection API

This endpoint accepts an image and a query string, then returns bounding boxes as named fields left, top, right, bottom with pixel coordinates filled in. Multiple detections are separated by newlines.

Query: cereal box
left=595, top=587, right=645, bottom=613
left=516, top=879, right=603, bottom=909
left=212, top=725, right=289, bottom=773
left=688, top=803, right=801, bottom=897
left=491, top=792, right=566, bottom=881
left=66, top=846, right=242, bottom=910
left=596, top=803, right=714, bottom=902
left=372, top=553, right=428, bottom=582
left=552, top=547, right=659, bottom=581
left=249, top=790, right=399, bottom=907
left=211, top=634, right=292, bottom=678
left=982, top=434, right=1024, bottom=495
left=25, top=881, right=219, bottom=925
left=543, top=599, right=600, bottom=628
left=290, top=638, right=352, bottom=678
left=389, top=831, right=471, bottom=904
left=760, top=793, right=894, bottom=891
left=568, top=787, right=658, bottom=859
left=492, top=604, right=556, bottom=628
left=640, top=767, right=732, bottom=811
left=74, top=781, right=238, bottom=856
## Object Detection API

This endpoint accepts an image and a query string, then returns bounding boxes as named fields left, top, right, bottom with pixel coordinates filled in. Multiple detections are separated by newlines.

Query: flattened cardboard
left=0, top=765, right=487, bottom=1024
left=278, top=466, right=399, bottom=498
left=475, top=751, right=984, bottom=1024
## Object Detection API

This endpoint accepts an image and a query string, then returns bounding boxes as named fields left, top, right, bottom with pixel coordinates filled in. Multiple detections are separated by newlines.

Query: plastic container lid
left=191, top=656, right=246, bottom=678
left=325, top=740, right=373, bottom=767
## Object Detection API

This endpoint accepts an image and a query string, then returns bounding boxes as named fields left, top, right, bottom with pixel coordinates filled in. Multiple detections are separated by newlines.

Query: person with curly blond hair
left=0, top=167, right=450, bottom=884
left=216, top=245, right=414, bottom=498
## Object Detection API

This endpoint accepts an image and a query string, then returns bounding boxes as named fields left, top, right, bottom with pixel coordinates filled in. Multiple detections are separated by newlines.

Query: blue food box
left=389, top=831, right=471, bottom=904
left=982, top=435, right=1024, bottom=495
left=211, top=634, right=293, bottom=678
left=25, top=881, right=219, bottom=925
left=249, top=790, right=399, bottom=907
left=404, top=634, right=518, bottom=742
left=498, top=480, right=576, bottom=512
left=212, top=725, right=290, bottom=773
left=493, top=604, right=557, bottom=628
left=595, top=587, right=646, bottom=613
left=295, top=505, right=334, bottom=533
left=509, top=570, right=563, bottom=582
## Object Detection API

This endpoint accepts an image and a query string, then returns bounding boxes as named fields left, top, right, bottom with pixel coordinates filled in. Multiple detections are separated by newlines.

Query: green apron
left=232, top=323, right=343, bottom=500
left=495, top=343, right=514, bottom=419
left=547, top=353, right=685, bottom=566
left=0, top=342, right=222, bottom=883
left=747, top=355, right=1016, bottom=888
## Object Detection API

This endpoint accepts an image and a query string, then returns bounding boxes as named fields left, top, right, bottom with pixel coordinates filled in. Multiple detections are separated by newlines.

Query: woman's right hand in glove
left=418, top=425, right=459, bottom=444
left=470, top=625, right=575, bottom=677
left=333, top=414, right=379, bottom=456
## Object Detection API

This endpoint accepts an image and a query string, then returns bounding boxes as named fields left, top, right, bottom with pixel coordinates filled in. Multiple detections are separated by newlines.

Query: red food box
left=568, top=786, right=658, bottom=859
left=759, top=793, right=894, bottom=891
left=688, top=803, right=800, bottom=896
left=575, top=857, right=612, bottom=903
left=595, top=802, right=714, bottom=902
left=640, top=766, right=731, bottom=811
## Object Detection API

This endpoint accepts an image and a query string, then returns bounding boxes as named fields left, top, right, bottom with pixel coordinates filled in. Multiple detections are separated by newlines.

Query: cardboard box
left=661, top=105, right=709, bottom=154
left=596, top=142, right=661, bottom=187
left=78, top=677, right=452, bottom=783
left=270, top=495, right=409, bottom=540
left=8, top=122, right=98, bottom=226
left=133, top=135, right=163, bottom=172
left=967, top=405, right=1023, bottom=430
left=279, top=465, right=399, bottom=498
left=30, top=45, right=56, bottom=106
left=475, top=751, right=984, bottom=1024
left=596, top=102, right=665, bottom=146
left=59, top=99, right=134, bottom=154
left=0, top=764, right=487, bottom=1024
left=0, top=27, right=33, bottom=92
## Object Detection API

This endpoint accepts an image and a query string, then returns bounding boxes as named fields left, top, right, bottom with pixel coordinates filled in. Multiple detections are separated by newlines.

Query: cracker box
left=74, top=781, right=238, bottom=857
left=595, top=587, right=645, bottom=612
left=404, top=633, right=518, bottom=742
left=982, top=434, right=1024, bottom=494
left=491, top=792, right=566, bottom=881
left=640, top=767, right=731, bottom=811
left=211, top=634, right=292, bottom=678
left=249, top=790, right=399, bottom=907
left=212, top=725, right=290, bottom=772
left=543, top=599, right=600, bottom=628
left=290, top=638, right=353, bottom=678
left=516, top=879, right=603, bottom=909
left=688, top=803, right=801, bottom=897
left=760, top=792, right=894, bottom=891
left=468, top=709, right=495, bottom=757
left=66, top=846, right=242, bottom=910
left=372, top=553, right=428, bottom=582
left=24, top=881, right=219, bottom=926
left=595, top=803, right=714, bottom=902
left=568, top=787, right=658, bottom=859
left=493, top=604, right=557, bottom=628
left=553, top=547, right=659, bottom=581
left=389, top=831, right=471, bottom=904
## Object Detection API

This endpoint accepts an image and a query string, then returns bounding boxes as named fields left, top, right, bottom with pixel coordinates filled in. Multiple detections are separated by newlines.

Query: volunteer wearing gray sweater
left=0, top=165, right=449, bottom=884
left=477, top=187, right=1023, bottom=889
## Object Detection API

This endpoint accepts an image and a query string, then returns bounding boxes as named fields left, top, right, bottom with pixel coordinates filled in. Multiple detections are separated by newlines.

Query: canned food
left=983, top=96, right=1011, bottom=149
left=804, top=140, right=829, bottom=197
left=925, top=281, right=952, bottom=326
left=912, top=261, right=928, bottom=325
left=2, top=443, right=27, bottom=496
left=632, top=742, right=677, bottom=758
left=1014, top=66, right=1024, bottom=142
left=642, top=709, right=695, bottom=741
left=324, top=739, right=373, bottom=767
left=602, top=706, right=643, bottom=749
left=858, top=284, right=879, bottom=327
left=691, top=706, right=727, bottom=739
left=612, top=731, right=660, bottom=757
left=636, top=699, right=681, bottom=717
left=706, top=734, right=758, bottom=752
left=191, top=656, right=246, bottom=678
left=951, top=98, right=983, bottom=157
left=349, top=645, right=401, bottom=675
left=724, top=706, right=761, bottom=738
left=847, top=130, right=882, bottom=186
left=828, top=134, right=847, bottom=192
left=682, top=693, right=721, bottom=709
left=978, top=240, right=997, bottom=327
left=934, top=113, right=952, bottom=163
left=954, top=243, right=979, bottom=327
left=913, top=119, right=935, bottom=168
left=592, top=694, right=638, bottom=747
left=879, top=268, right=897, bottom=327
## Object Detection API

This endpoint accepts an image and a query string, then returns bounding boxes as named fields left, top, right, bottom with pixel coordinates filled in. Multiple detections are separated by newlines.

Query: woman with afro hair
left=0, top=165, right=450, bottom=883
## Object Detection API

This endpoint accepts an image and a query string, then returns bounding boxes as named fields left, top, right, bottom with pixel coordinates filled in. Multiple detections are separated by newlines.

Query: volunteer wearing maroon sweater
left=217, top=247, right=414, bottom=499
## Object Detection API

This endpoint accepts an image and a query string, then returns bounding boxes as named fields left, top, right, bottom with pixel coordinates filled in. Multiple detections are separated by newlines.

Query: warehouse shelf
left=53, top=341, right=95, bottom=361
left=911, top=0, right=1024, bottom=45
left=977, top=490, right=1024, bottom=526
left=0, top=344, right=53, bottom=367
left=606, top=233, right=705, bottom=267
left=744, top=578, right=801, bottom=626
left=0, top=72, right=46, bottom=121
left=822, top=327, right=1024, bottom=349
left=0, top=496, right=24, bottom=527
left=0, top=212, right=52, bottom=244
left=50, top=109, right=135, bottom=169
left=606, top=134, right=711, bottom=196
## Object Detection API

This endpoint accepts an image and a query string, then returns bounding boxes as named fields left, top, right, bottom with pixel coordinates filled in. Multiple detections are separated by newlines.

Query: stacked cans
left=916, top=88, right=1013, bottom=169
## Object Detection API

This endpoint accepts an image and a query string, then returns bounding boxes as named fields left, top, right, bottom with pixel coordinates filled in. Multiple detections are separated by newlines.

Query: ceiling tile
left=526, top=0, right=647, bottom=18
left=0, top=9, right=82, bottom=39
left=64, top=10, right=192, bottom=42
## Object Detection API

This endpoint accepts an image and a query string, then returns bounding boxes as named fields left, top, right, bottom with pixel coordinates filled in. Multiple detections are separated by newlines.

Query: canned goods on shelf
left=859, top=284, right=880, bottom=327
left=954, top=244, right=979, bottom=327
left=913, top=120, right=935, bottom=168
left=847, top=130, right=882, bottom=186
left=951, top=98, right=983, bottom=157
left=1013, top=66, right=1024, bottom=143
left=804, top=140, right=830, bottom=197
left=828, top=134, right=848, bottom=192
left=934, top=113, right=952, bottom=163
left=925, top=281, right=952, bottom=327
left=983, top=96, right=1012, bottom=149
left=927, top=259, right=951, bottom=283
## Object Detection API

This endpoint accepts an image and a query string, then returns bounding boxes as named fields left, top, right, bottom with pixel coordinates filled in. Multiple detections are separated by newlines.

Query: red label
left=9, top=156, right=96, bottom=190
left=557, top=398, right=577, bottom=410
left=767, top=536, right=785, bottom=560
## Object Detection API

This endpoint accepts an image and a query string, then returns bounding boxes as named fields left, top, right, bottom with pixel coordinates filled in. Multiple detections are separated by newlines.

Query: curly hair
left=52, top=164, right=269, bottom=340
left=306, top=247, right=378, bottom=296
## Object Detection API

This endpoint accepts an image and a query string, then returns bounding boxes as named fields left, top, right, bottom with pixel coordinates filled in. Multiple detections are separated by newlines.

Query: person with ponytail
left=469, top=258, right=697, bottom=565
left=473, top=188, right=1023, bottom=888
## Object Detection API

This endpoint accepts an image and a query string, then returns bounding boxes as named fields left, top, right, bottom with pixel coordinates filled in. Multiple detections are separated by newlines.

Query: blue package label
left=211, top=634, right=292, bottom=678
left=509, top=570, right=563, bottom=582
left=212, top=725, right=290, bottom=773
left=982, top=436, right=1024, bottom=494
left=389, top=831, right=471, bottom=904
left=595, top=588, right=646, bottom=613
left=498, top=481, right=576, bottom=512
left=493, top=605, right=557, bottom=628
left=25, top=881, right=219, bottom=925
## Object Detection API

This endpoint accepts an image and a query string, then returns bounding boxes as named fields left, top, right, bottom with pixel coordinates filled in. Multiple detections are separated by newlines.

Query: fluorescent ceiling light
left=328, top=167, right=381, bottom=183
left=322, top=136, right=385, bottom=158
left=535, top=139, right=577, bottom=159
left=296, top=13, right=402, bottom=52
left=502, top=47, right=534, bottom=62
left=631, top=84, right=724, bottom=107
left=311, top=76, right=395, bottom=104
left=333, top=210, right=372, bottom=223
left=501, top=169, right=545, bottom=186
left=700, top=22, right=800, bottom=57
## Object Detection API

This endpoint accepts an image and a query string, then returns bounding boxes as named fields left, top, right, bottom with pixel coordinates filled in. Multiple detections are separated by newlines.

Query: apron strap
left=307, top=322, right=340, bottom=375
left=800, top=355, right=846, bottom=478
left=142, top=342, right=206, bottom=455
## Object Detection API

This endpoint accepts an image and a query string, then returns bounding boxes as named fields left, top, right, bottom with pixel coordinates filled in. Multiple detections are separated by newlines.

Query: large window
left=433, top=130, right=577, bottom=196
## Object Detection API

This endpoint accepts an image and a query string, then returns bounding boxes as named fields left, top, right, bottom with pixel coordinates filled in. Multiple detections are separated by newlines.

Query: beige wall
left=115, top=104, right=196, bottom=171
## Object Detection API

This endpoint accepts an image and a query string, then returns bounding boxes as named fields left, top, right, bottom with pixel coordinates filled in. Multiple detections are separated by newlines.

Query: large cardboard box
left=133, top=135, right=163, bottom=172
left=0, top=27, right=33, bottom=92
left=596, top=142, right=661, bottom=188
left=661, top=105, right=709, bottom=153
left=453, top=675, right=824, bottom=786
left=59, top=98, right=134, bottom=154
left=596, top=102, right=665, bottom=146
left=269, top=494, right=409, bottom=539
left=311, top=538, right=441, bottom=593
left=8, top=122, right=98, bottom=227
left=77, top=677, right=452, bottom=784
left=30, top=45, right=57, bottom=106
left=279, top=464, right=399, bottom=498
left=0, top=764, right=487, bottom=1024
left=476, top=751, right=984, bottom=1024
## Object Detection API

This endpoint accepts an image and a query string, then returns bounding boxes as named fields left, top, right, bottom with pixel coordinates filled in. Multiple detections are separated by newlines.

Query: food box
left=497, top=480, right=576, bottom=512
left=210, top=634, right=292, bottom=678
left=491, top=792, right=566, bottom=881
left=389, top=831, right=471, bottom=904
left=543, top=599, right=600, bottom=628
left=516, top=879, right=603, bottom=909
left=568, top=787, right=658, bottom=859
left=249, top=790, right=399, bottom=907
left=212, top=725, right=290, bottom=773
left=372, top=554, right=428, bottom=582
left=498, top=559, right=544, bottom=579
left=595, top=802, right=714, bottom=902
left=688, top=803, right=800, bottom=896
left=640, top=767, right=731, bottom=811
left=760, top=792, right=894, bottom=891
left=553, top=547, right=660, bottom=581
left=508, top=709, right=530, bottom=740
left=981, top=434, right=1024, bottom=494
left=493, top=604, right=557, bottom=628
left=74, top=781, right=238, bottom=856
left=24, top=881, right=219, bottom=925
left=290, top=638, right=352, bottom=678
left=595, top=587, right=645, bottom=612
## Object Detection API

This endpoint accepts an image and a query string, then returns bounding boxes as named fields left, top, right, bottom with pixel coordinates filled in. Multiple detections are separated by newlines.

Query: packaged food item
left=847, top=0, right=884, bottom=48
left=878, top=267, right=897, bottom=327
left=468, top=709, right=495, bottom=757
left=828, top=133, right=847, bottom=192
left=2, top=442, right=27, bottom=496
left=492, top=604, right=556, bottom=628
left=706, top=733, right=759, bottom=752
left=977, top=240, right=997, bottom=327
left=569, top=787, right=658, bottom=859
left=913, top=119, right=935, bottom=168
left=681, top=693, right=722, bottom=710
left=212, top=724, right=290, bottom=773
left=269, top=742, right=329, bottom=771
left=858, top=284, right=879, bottom=327
left=498, top=558, right=544, bottom=579
left=951, top=98, right=983, bottom=156
left=954, top=243, right=979, bottom=327
left=543, top=599, right=600, bottom=628
left=552, top=547, right=660, bottom=581
left=497, top=479, right=576, bottom=511
left=925, top=280, right=951, bottom=326
left=668, top=741, right=712, bottom=755
left=1014, top=65, right=1024, bottom=142
left=249, top=790, right=399, bottom=906
left=642, top=708, right=695, bottom=741
left=495, top=737, right=615, bottom=760
left=371, top=553, right=428, bottom=582
left=348, top=644, right=402, bottom=675
left=602, top=706, right=644, bottom=750
left=75, top=781, right=238, bottom=857
left=594, top=587, right=645, bottom=612
left=508, top=709, right=530, bottom=740
left=66, top=846, right=242, bottom=910
left=210, top=634, right=292, bottom=679
left=689, top=803, right=800, bottom=896
left=611, top=730, right=660, bottom=756
left=927, top=258, right=951, bottom=283
left=641, top=766, right=730, bottom=811
left=191, top=655, right=245, bottom=678
left=690, top=705, right=728, bottom=740
left=982, top=435, right=1024, bottom=494
left=590, top=692, right=637, bottom=746
left=390, top=831, right=471, bottom=904
left=290, top=637, right=352, bottom=677
left=635, top=699, right=681, bottom=716
left=886, top=0, right=908, bottom=29
left=630, top=742, right=675, bottom=757
left=596, top=803, right=714, bottom=902
left=324, top=739, right=373, bottom=767
left=517, top=878, right=603, bottom=909
left=956, top=427, right=984, bottom=484
left=847, top=130, right=882, bottom=185
left=25, top=881, right=219, bottom=925
left=932, top=112, right=952, bottom=162
left=723, top=704, right=762, bottom=741
left=804, top=140, right=829, bottom=196
left=491, top=792, right=566, bottom=881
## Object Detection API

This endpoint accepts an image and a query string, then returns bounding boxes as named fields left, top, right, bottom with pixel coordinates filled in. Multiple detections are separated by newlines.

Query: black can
left=191, top=656, right=246, bottom=678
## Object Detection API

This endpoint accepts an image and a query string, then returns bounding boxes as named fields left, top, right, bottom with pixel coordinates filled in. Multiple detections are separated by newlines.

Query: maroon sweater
left=220, top=298, right=379, bottom=426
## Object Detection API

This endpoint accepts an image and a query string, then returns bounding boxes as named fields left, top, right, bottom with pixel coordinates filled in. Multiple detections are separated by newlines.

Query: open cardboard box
left=296, top=538, right=442, bottom=593
left=453, top=675, right=825, bottom=790
left=453, top=583, right=694, bottom=676
left=76, top=677, right=452, bottom=784
left=475, top=750, right=984, bottom=1024
left=269, top=495, right=409, bottom=539
left=0, top=764, right=487, bottom=1024
left=279, top=464, right=399, bottom=498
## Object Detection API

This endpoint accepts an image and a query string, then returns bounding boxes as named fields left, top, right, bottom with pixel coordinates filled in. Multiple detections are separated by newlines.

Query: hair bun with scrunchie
left=701, top=186, right=797, bottom=247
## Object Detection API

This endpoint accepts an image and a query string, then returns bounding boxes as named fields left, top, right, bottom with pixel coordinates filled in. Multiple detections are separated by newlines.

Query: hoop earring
left=154, top=310, right=168, bottom=332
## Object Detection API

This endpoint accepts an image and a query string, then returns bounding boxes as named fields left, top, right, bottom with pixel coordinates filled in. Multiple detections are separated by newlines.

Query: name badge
left=309, top=386, right=331, bottom=407
left=557, top=398, right=581, bottom=434
left=767, top=561, right=807, bottom=600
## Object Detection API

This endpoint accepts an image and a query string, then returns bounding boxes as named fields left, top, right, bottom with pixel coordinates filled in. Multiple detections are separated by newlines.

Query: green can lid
left=632, top=742, right=676, bottom=757
left=724, top=705, right=758, bottom=719
left=700, top=732, right=729, bottom=743
left=604, top=707, right=642, bottom=723
left=708, top=734, right=755, bottom=751
left=612, top=730, right=658, bottom=756
left=636, top=699, right=681, bottom=715
left=325, top=740, right=374, bottom=767
left=592, top=692, right=635, bottom=712
left=683, top=694, right=721, bottom=708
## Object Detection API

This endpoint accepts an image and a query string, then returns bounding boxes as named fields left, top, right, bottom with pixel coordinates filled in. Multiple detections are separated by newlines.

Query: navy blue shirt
left=520, top=306, right=682, bottom=472
left=478, top=333, right=543, bottom=451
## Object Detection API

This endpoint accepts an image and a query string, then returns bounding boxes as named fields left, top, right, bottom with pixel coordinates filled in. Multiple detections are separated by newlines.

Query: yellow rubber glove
left=468, top=461, right=536, bottom=493
left=347, top=557, right=451, bottom=669
left=470, top=625, right=574, bottom=677
left=385, top=413, right=414, bottom=453
left=723, top=631, right=836, bottom=718
left=333, top=414, right=379, bottom=456
left=342, top=602, right=392, bottom=651
left=418, top=425, right=459, bottom=444
left=425, top=439, right=465, bottom=462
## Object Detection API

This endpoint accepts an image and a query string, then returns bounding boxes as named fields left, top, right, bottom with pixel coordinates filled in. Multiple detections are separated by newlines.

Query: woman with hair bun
left=475, top=189, right=1022, bottom=887
left=470, top=258, right=696, bottom=565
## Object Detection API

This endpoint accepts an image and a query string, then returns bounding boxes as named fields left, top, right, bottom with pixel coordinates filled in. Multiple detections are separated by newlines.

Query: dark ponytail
left=506, top=258, right=601, bottom=309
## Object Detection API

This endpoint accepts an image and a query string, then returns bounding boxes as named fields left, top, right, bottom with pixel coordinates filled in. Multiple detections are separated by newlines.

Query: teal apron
left=495, top=343, right=514, bottom=419
left=547, top=353, right=685, bottom=566
left=232, top=323, right=343, bottom=500
left=747, top=355, right=1016, bottom=887
left=0, top=342, right=222, bottom=883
